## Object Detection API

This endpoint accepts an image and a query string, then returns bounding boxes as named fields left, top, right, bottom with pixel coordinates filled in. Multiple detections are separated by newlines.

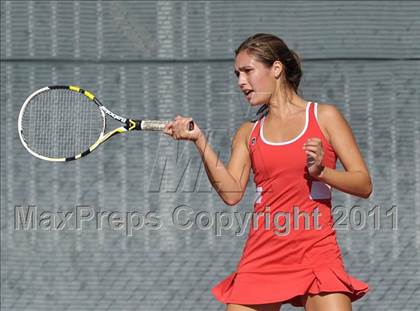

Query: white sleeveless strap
left=314, top=102, right=319, bottom=122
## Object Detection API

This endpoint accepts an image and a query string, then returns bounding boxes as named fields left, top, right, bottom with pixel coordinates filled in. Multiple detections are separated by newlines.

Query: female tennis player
left=163, top=33, right=372, bottom=311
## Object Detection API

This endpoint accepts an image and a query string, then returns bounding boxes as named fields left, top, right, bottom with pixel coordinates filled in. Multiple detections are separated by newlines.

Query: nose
left=237, top=72, right=247, bottom=89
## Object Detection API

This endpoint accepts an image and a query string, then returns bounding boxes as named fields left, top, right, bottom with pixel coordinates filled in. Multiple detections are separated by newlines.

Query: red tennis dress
left=212, top=102, right=369, bottom=307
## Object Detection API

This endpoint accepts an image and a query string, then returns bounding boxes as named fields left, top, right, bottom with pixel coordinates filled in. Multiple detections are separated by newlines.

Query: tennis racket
left=18, top=85, right=194, bottom=162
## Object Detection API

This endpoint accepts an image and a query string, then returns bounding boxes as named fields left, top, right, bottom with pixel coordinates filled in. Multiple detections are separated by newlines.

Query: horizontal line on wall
left=1, top=57, right=420, bottom=64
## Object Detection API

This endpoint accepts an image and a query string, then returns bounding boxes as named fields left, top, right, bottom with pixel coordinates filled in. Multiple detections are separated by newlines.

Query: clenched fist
left=163, top=115, right=202, bottom=142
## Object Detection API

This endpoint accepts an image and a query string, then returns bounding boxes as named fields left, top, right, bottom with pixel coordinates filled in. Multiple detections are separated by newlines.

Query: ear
left=272, top=61, right=283, bottom=79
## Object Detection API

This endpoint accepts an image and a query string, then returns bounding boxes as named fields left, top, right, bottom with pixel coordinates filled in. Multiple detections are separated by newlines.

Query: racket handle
left=128, top=119, right=195, bottom=131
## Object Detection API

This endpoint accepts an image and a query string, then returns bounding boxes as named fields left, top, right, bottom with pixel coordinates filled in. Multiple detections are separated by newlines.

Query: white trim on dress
left=260, top=102, right=311, bottom=146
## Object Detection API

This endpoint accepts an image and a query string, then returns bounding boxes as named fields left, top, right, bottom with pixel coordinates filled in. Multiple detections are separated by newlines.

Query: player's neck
left=266, top=91, right=306, bottom=121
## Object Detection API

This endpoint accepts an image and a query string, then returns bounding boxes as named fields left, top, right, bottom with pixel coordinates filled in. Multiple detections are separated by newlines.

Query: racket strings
left=20, top=89, right=104, bottom=159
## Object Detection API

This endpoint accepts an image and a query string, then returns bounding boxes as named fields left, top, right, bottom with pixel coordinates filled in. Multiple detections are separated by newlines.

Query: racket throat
left=125, top=119, right=142, bottom=131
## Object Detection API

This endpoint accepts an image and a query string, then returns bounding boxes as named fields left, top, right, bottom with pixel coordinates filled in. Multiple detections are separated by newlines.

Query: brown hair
left=235, top=33, right=302, bottom=117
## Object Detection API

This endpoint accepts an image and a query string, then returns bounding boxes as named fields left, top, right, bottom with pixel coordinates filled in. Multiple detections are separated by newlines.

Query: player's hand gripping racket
left=18, top=85, right=194, bottom=162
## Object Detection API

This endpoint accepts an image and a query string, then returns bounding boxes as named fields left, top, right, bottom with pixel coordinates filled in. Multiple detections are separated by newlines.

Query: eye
left=244, top=68, right=253, bottom=74
left=234, top=70, right=239, bottom=78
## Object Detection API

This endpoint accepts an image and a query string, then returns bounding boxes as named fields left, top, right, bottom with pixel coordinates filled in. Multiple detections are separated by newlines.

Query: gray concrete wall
left=1, top=1, right=419, bottom=310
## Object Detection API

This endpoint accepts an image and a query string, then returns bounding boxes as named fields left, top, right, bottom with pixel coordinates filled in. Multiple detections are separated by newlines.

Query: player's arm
left=193, top=122, right=253, bottom=206
left=316, top=104, right=373, bottom=198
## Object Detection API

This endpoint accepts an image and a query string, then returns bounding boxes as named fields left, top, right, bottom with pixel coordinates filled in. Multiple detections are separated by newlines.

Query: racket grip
left=128, top=119, right=195, bottom=131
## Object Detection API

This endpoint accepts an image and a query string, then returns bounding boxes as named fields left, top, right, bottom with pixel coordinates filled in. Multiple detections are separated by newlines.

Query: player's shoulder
left=232, top=121, right=255, bottom=146
left=316, top=102, right=350, bottom=140
left=236, top=120, right=255, bottom=137
left=316, top=102, right=343, bottom=119
left=237, top=120, right=255, bottom=134
left=315, top=102, right=347, bottom=128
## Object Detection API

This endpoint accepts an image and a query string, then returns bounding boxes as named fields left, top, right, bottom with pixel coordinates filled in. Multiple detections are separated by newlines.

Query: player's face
left=234, top=51, right=276, bottom=106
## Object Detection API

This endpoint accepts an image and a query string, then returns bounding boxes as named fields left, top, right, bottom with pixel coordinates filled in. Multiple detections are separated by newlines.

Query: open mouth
left=243, top=90, right=254, bottom=99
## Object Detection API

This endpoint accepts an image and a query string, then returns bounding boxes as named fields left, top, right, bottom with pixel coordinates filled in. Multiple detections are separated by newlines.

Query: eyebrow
left=234, top=65, right=253, bottom=76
